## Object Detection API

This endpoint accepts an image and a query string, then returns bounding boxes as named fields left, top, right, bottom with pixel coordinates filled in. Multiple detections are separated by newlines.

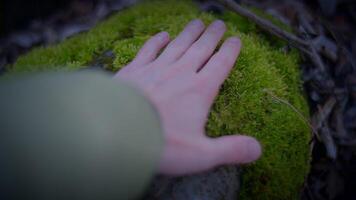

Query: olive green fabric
left=0, top=71, right=163, bottom=200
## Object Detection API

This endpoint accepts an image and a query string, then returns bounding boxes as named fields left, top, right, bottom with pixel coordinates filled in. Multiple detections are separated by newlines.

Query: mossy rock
left=9, top=0, right=311, bottom=199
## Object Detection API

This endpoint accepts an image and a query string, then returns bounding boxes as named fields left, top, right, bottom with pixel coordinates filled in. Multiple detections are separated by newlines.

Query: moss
left=9, top=0, right=311, bottom=199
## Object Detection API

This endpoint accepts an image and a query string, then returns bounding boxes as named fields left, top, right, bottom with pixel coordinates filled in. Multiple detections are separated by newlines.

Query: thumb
left=206, top=135, right=262, bottom=166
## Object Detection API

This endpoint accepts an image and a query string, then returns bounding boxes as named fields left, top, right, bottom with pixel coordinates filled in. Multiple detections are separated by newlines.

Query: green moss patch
left=10, top=0, right=311, bottom=199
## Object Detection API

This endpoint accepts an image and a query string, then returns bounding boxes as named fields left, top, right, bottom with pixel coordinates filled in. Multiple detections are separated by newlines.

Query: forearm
left=0, top=71, right=163, bottom=200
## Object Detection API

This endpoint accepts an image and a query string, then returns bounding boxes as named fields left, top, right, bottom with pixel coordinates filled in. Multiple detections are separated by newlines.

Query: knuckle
left=192, top=44, right=210, bottom=57
left=219, top=56, right=233, bottom=67
left=168, top=40, right=186, bottom=52
left=195, top=76, right=216, bottom=96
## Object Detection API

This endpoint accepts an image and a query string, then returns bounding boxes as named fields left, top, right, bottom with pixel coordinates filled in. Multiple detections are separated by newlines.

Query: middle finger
left=173, top=20, right=226, bottom=73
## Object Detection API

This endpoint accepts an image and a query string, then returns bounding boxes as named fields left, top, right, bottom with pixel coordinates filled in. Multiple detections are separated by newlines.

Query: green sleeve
left=0, top=71, right=164, bottom=200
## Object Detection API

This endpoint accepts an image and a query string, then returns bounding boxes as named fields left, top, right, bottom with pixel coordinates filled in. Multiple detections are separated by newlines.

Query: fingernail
left=157, top=31, right=169, bottom=40
left=188, top=19, right=204, bottom=29
left=190, top=19, right=203, bottom=26
left=228, top=37, right=241, bottom=44
left=212, top=20, right=225, bottom=29
left=245, top=138, right=262, bottom=162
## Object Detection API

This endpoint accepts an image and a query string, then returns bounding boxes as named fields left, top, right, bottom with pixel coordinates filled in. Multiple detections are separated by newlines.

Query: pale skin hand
left=114, top=19, right=262, bottom=175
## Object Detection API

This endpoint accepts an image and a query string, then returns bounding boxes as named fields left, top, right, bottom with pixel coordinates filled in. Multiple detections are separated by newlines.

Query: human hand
left=114, top=19, right=261, bottom=175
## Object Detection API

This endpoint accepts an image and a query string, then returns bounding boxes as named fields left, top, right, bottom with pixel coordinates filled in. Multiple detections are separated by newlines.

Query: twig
left=323, top=19, right=356, bottom=69
left=217, top=0, right=309, bottom=50
left=311, top=97, right=336, bottom=131
left=217, top=0, right=329, bottom=72
left=309, top=44, right=327, bottom=71
left=310, top=97, right=337, bottom=159
left=218, top=0, right=341, bottom=161
left=320, top=125, right=337, bottom=160
left=263, top=89, right=319, bottom=138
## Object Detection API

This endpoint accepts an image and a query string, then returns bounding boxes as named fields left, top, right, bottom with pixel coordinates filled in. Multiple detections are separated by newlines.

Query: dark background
left=1, top=0, right=71, bottom=36
left=0, top=0, right=329, bottom=37
left=0, top=0, right=113, bottom=37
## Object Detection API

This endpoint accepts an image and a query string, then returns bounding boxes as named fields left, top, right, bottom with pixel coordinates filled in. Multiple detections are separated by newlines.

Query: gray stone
left=143, top=165, right=241, bottom=200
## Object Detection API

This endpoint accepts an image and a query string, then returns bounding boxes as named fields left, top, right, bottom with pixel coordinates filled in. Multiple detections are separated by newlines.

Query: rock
left=144, top=166, right=241, bottom=200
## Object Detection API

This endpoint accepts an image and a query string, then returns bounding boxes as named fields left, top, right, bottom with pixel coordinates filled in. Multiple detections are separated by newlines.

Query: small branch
left=309, top=44, right=327, bottom=71
left=311, top=97, right=337, bottom=131
left=264, top=89, right=319, bottom=138
left=217, top=0, right=309, bottom=49
left=320, top=125, right=337, bottom=160
left=218, top=0, right=339, bottom=156
left=217, top=0, right=330, bottom=72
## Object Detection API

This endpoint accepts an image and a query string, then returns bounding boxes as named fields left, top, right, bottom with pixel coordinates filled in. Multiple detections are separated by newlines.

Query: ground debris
left=0, top=0, right=138, bottom=74
left=227, top=0, right=356, bottom=198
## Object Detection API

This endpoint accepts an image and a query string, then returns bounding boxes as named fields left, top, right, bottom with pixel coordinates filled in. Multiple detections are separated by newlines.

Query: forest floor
left=235, top=1, right=356, bottom=199
left=1, top=0, right=355, bottom=199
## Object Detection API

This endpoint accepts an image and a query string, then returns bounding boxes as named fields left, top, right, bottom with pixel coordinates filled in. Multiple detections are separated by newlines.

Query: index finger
left=198, top=37, right=241, bottom=97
